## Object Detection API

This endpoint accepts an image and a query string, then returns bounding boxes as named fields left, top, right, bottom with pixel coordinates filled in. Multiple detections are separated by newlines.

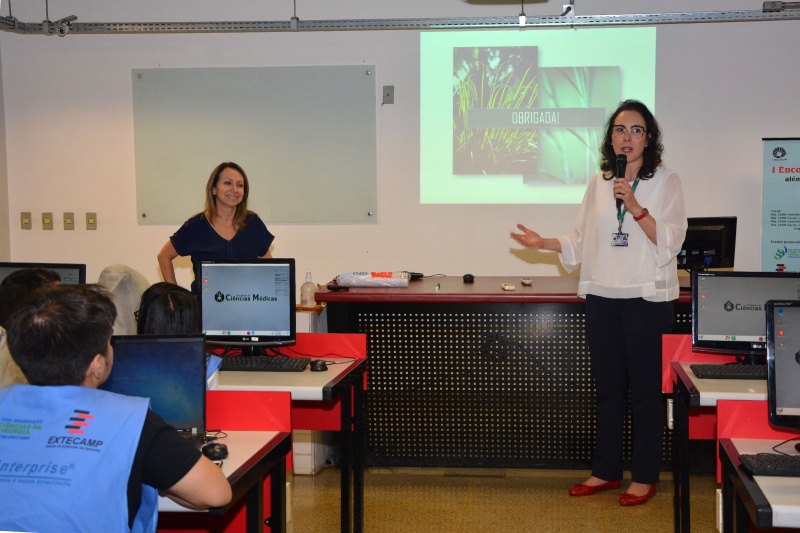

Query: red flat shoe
left=568, top=479, right=621, bottom=496
left=619, top=484, right=657, bottom=506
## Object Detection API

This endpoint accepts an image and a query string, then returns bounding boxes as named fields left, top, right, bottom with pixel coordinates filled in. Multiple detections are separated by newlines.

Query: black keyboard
left=690, top=363, right=767, bottom=380
left=740, top=453, right=800, bottom=477
left=220, top=356, right=310, bottom=372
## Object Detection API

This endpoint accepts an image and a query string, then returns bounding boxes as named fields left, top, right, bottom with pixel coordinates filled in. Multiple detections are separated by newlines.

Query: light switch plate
left=42, top=212, right=54, bottom=230
left=64, top=212, right=74, bottom=230
left=86, top=212, right=97, bottom=230
left=21, top=212, right=32, bottom=230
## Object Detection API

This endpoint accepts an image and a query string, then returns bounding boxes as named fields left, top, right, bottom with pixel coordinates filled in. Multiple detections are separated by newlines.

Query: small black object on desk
left=202, top=442, right=228, bottom=460
left=310, top=359, right=329, bottom=372
left=463, top=273, right=474, bottom=283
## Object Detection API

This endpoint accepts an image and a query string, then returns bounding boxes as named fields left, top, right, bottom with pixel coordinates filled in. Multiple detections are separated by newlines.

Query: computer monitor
left=766, top=300, right=800, bottom=432
left=0, top=262, right=86, bottom=285
left=199, top=258, right=296, bottom=350
left=692, top=270, right=800, bottom=360
left=101, top=334, right=206, bottom=435
left=677, top=217, right=737, bottom=273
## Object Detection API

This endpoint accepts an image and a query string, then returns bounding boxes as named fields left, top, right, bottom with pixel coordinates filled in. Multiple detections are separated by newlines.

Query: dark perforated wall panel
left=327, top=301, right=689, bottom=468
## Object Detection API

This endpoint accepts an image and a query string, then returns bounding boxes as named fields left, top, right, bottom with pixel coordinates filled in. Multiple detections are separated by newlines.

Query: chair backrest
left=97, top=264, right=150, bottom=335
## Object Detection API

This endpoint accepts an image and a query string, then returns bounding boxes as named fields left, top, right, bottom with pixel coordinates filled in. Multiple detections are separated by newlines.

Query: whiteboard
left=132, top=65, right=378, bottom=225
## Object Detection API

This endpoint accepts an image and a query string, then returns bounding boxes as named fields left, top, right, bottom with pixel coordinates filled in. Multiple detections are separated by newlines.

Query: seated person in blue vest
left=0, top=284, right=232, bottom=532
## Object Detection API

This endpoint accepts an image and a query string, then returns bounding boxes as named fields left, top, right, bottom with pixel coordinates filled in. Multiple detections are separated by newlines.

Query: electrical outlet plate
left=64, top=212, right=74, bottom=230
left=86, top=212, right=97, bottom=230
left=382, top=85, right=394, bottom=105
left=42, top=212, right=54, bottom=230
left=20, top=212, right=32, bottom=230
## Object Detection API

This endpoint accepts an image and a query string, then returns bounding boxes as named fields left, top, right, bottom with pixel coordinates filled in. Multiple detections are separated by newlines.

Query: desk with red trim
left=158, top=390, right=293, bottom=533
left=720, top=438, right=800, bottom=531
left=317, top=276, right=691, bottom=469
left=158, top=431, right=291, bottom=532
left=669, top=351, right=767, bottom=533
left=215, top=333, right=367, bottom=533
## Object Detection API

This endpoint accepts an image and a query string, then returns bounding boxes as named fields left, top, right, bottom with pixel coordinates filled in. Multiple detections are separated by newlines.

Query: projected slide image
left=421, top=28, right=656, bottom=204
left=453, top=46, right=540, bottom=176
left=453, top=47, right=619, bottom=184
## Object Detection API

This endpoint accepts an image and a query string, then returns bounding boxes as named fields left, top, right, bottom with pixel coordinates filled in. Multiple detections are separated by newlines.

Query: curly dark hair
left=600, top=99, right=663, bottom=181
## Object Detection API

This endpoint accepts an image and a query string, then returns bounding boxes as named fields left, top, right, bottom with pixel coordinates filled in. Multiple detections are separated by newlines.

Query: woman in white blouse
left=511, top=99, right=687, bottom=507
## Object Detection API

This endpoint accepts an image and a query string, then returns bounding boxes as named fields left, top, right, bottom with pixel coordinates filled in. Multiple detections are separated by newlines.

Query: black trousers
left=584, top=294, right=674, bottom=484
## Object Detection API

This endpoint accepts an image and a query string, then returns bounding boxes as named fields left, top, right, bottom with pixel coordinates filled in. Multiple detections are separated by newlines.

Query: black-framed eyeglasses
left=611, top=125, right=647, bottom=139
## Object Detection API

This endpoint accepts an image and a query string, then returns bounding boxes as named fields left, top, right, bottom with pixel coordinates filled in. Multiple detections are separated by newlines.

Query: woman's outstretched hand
left=510, top=224, right=545, bottom=250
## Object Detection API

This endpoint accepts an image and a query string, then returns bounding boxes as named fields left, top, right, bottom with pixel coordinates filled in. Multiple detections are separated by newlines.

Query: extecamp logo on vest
left=64, top=409, right=92, bottom=434
left=213, top=291, right=277, bottom=302
left=47, top=409, right=104, bottom=449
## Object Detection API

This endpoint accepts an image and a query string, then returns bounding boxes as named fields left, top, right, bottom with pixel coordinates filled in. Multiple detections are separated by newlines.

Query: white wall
left=1, top=0, right=798, bottom=289
left=0, top=40, right=8, bottom=259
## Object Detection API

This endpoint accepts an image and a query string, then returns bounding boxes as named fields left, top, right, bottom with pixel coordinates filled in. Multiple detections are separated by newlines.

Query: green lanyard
left=616, top=174, right=641, bottom=234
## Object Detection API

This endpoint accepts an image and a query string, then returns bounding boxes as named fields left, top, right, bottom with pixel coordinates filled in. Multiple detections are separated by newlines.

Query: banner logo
left=773, top=147, right=787, bottom=159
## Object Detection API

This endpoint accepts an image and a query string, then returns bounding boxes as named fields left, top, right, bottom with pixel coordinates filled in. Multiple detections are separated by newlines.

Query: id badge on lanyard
left=611, top=175, right=641, bottom=248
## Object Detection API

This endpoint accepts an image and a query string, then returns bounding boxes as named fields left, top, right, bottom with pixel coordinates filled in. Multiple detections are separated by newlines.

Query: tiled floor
left=289, top=467, right=719, bottom=532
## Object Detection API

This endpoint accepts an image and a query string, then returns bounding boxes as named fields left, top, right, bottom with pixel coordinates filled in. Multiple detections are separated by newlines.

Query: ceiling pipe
left=1, top=9, right=799, bottom=35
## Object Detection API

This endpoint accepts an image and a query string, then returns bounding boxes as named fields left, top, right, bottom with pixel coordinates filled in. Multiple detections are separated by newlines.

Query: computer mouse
left=202, top=442, right=228, bottom=460
left=463, top=273, right=475, bottom=283
left=310, top=359, right=329, bottom=372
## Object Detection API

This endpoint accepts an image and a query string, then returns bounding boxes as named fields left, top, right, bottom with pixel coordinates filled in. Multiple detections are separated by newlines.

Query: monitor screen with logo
left=199, top=258, right=296, bottom=348
left=692, top=270, right=800, bottom=360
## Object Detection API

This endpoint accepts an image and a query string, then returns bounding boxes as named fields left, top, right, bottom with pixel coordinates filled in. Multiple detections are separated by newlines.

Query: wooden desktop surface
left=214, top=358, right=364, bottom=401
left=316, top=275, right=692, bottom=304
left=673, top=362, right=767, bottom=407
left=158, top=430, right=285, bottom=512
left=724, top=438, right=800, bottom=529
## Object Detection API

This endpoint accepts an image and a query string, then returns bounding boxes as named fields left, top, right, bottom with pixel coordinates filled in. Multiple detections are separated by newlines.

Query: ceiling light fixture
left=763, top=1, right=800, bottom=11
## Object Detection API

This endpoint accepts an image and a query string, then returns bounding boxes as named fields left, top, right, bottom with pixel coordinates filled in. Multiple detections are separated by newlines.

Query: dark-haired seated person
left=0, top=267, right=61, bottom=388
left=136, top=282, right=223, bottom=385
left=0, top=284, right=231, bottom=532
left=137, top=282, right=200, bottom=335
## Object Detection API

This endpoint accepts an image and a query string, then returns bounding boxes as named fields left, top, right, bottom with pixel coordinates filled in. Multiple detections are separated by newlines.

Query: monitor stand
left=733, top=353, right=766, bottom=366
left=240, top=345, right=260, bottom=357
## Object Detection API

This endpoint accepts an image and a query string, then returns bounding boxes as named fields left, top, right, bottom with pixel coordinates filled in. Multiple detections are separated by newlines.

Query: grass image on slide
left=453, top=46, right=539, bottom=175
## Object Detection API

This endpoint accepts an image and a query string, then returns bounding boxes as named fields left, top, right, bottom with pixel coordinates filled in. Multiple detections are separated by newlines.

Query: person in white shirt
left=510, top=99, right=687, bottom=506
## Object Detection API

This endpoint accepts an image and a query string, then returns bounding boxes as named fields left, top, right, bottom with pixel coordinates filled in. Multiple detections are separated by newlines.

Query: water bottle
left=300, top=270, right=317, bottom=308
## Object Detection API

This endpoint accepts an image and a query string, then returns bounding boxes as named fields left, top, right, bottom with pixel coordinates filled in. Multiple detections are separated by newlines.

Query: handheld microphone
left=615, top=154, right=627, bottom=210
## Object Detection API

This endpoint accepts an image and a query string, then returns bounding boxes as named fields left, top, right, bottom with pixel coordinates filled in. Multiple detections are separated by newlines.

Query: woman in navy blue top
left=158, top=162, right=275, bottom=294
